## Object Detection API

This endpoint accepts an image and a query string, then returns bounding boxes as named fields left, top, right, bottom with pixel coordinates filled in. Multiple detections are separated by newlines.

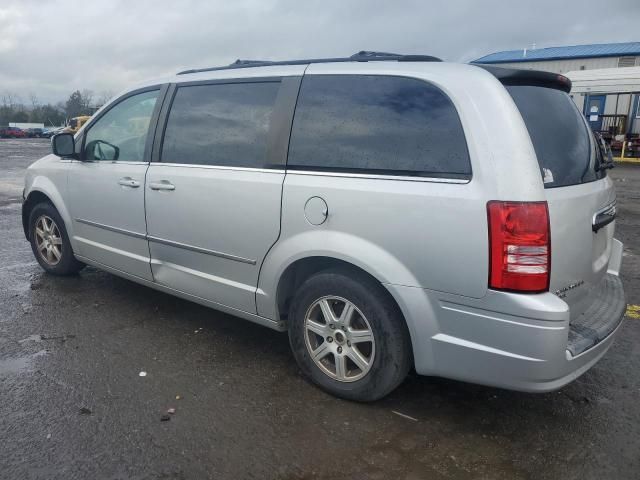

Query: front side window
left=287, top=75, right=471, bottom=178
left=161, top=82, right=280, bottom=168
left=84, top=90, right=159, bottom=161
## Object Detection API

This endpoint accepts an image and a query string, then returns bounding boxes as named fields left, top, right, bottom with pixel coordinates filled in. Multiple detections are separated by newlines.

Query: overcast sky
left=1, top=0, right=639, bottom=104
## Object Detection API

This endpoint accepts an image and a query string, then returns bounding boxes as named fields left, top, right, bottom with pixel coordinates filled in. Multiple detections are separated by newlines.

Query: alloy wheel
left=304, top=296, right=375, bottom=382
left=34, top=215, right=63, bottom=266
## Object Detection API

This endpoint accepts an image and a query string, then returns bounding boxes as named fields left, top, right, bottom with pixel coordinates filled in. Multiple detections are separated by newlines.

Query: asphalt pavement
left=1, top=139, right=639, bottom=480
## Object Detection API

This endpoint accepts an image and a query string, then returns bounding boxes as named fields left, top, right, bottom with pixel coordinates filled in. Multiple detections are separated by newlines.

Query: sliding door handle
left=149, top=180, right=175, bottom=191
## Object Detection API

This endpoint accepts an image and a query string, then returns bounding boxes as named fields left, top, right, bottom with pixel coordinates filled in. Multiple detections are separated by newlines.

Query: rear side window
left=506, top=85, right=602, bottom=188
left=161, top=82, right=280, bottom=168
left=288, top=75, right=471, bottom=178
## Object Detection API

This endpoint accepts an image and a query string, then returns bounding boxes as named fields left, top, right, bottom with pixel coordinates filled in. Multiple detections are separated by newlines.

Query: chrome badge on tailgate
left=555, top=280, right=585, bottom=299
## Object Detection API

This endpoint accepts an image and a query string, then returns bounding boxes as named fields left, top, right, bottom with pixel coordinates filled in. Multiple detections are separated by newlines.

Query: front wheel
left=29, top=202, right=84, bottom=276
left=288, top=268, right=412, bottom=402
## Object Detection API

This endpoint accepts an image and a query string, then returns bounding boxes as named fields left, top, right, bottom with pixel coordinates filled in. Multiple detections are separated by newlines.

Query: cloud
left=0, top=0, right=638, bottom=103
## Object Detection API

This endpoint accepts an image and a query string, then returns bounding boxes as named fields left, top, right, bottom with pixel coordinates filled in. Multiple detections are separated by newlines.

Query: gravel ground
left=1, top=139, right=639, bottom=480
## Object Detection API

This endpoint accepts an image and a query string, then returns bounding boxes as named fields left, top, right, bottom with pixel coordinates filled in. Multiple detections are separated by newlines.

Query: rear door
left=507, top=85, right=615, bottom=318
left=144, top=76, right=299, bottom=313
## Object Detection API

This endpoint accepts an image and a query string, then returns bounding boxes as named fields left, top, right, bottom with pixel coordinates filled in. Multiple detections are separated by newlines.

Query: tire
left=28, top=202, right=84, bottom=276
left=288, top=268, right=412, bottom=402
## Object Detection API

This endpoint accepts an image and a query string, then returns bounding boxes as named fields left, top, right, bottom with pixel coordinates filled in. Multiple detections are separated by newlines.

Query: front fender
left=256, top=229, right=420, bottom=320
left=24, top=173, right=72, bottom=242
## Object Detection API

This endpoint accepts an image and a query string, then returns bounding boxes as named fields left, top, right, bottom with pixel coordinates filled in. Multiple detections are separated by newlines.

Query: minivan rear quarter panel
left=277, top=174, right=489, bottom=296
left=258, top=63, right=551, bottom=321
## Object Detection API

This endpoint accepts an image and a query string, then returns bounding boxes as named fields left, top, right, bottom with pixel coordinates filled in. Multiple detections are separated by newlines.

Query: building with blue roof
left=473, top=42, right=640, bottom=74
left=473, top=42, right=640, bottom=147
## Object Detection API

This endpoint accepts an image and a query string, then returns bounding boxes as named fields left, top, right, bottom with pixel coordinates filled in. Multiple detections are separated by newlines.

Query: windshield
left=506, top=85, right=604, bottom=188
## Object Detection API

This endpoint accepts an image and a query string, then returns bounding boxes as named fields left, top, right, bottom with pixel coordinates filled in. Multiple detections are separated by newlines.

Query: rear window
left=288, top=75, right=471, bottom=178
left=507, top=85, right=603, bottom=188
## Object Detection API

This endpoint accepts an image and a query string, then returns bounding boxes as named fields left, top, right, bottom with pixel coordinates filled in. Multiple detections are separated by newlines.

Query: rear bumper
left=567, top=274, right=626, bottom=356
left=387, top=241, right=626, bottom=392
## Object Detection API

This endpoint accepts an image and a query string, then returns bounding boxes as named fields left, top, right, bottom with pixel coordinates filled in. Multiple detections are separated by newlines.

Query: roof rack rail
left=177, top=51, right=442, bottom=75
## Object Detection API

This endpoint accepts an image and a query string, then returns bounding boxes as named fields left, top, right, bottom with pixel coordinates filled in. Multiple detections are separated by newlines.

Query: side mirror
left=51, top=133, right=75, bottom=158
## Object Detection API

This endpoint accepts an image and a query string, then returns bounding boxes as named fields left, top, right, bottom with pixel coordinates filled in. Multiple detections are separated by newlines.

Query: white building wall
left=572, top=94, right=639, bottom=134
left=491, top=56, right=632, bottom=74
left=489, top=57, right=640, bottom=134
left=571, top=93, right=586, bottom=112
left=603, top=94, right=632, bottom=115
left=9, top=122, right=45, bottom=129
left=570, top=94, right=637, bottom=133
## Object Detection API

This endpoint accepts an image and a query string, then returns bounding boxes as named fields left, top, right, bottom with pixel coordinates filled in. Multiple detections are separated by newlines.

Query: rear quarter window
left=287, top=75, right=471, bottom=178
left=506, top=85, right=603, bottom=188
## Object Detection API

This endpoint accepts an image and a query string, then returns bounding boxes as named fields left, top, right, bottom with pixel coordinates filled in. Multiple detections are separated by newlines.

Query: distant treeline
left=0, top=89, right=113, bottom=127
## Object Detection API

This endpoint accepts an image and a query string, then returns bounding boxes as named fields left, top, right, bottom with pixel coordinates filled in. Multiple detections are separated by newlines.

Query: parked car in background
left=22, top=52, right=626, bottom=401
left=42, top=127, right=65, bottom=138
left=0, top=126, right=26, bottom=138
left=24, top=128, right=46, bottom=138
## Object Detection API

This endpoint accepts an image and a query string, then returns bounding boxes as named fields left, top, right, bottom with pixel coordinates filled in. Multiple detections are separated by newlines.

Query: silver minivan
left=23, top=52, right=626, bottom=401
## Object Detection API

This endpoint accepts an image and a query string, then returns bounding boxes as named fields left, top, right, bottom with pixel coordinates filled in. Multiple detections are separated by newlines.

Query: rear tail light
left=487, top=201, right=550, bottom=293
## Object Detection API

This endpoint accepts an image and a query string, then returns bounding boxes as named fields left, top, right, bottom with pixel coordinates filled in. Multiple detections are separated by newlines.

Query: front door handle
left=118, top=177, right=140, bottom=188
left=148, top=180, right=176, bottom=191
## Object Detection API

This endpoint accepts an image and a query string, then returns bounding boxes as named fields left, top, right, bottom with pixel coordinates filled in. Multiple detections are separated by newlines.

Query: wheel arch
left=275, top=256, right=384, bottom=322
left=22, top=179, right=72, bottom=241
left=258, top=231, right=421, bottom=317
left=269, top=254, right=419, bottom=369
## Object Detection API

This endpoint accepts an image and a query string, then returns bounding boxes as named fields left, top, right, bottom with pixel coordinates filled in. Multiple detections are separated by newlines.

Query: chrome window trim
left=75, top=218, right=147, bottom=239
left=286, top=170, right=470, bottom=184
left=147, top=236, right=256, bottom=265
left=150, top=163, right=285, bottom=174
left=75, top=218, right=256, bottom=265
left=73, top=160, right=149, bottom=166
left=149, top=163, right=467, bottom=183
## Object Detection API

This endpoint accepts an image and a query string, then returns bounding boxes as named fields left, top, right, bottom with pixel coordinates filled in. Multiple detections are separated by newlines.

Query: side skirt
left=75, top=254, right=286, bottom=332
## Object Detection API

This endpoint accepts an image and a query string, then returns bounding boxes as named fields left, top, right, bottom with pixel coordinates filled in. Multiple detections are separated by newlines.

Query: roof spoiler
left=475, top=64, right=572, bottom=93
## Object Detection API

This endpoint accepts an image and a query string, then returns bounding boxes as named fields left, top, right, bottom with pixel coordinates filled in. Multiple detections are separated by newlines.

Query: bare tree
left=80, top=89, right=94, bottom=112
left=2, top=92, right=20, bottom=109
left=29, top=93, right=40, bottom=111
left=97, top=90, right=115, bottom=107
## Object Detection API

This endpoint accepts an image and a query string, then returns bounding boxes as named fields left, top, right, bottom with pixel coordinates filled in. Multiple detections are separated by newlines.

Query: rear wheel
left=288, top=268, right=412, bottom=401
left=29, top=202, right=84, bottom=275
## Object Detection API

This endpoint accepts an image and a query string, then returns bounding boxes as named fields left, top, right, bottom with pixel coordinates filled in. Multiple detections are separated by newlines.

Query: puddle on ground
left=0, top=350, right=47, bottom=376
left=0, top=263, right=40, bottom=298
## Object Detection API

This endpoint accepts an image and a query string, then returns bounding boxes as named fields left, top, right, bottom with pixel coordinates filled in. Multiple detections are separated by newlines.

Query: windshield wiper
left=596, top=161, right=615, bottom=171
left=593, top=133, right=615, bottom=172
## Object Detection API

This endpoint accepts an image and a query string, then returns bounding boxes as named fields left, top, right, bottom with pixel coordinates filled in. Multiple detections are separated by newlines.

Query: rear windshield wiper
left=596, top=161, right=615, bottom=171
left=594, top=133, right=615, bottom=171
